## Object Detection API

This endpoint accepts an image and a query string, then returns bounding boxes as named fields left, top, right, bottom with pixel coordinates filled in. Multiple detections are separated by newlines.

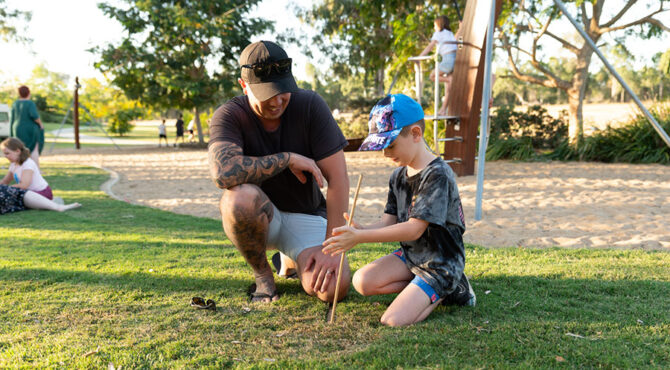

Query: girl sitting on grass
left=1, top=138, right=80, bottom=214
left=2, top=137, right=54, bottom=199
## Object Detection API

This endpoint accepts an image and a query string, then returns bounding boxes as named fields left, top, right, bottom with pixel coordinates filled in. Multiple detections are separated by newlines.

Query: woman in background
left=10, top=85, right=44, bottom=167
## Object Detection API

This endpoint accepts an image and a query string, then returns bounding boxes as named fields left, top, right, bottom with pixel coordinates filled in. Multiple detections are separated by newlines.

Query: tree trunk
left=566, top=88, right=584, bottom=147
left=566, top=35, right=599, bottom=147
left=374, top=67, right=384, bottom=97
left=194, top=107, right=204, bottom=144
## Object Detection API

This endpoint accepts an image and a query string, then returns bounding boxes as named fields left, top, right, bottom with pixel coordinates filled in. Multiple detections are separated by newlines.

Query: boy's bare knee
left=380, top=312, right=410, bottom=327
left=352, top=269, right=373, bottom=296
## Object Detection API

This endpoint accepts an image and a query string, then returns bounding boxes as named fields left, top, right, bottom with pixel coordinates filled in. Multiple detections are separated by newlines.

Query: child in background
left=1, top=137, right=54, bottom=200
left=322, top=94, right=474, bottom=327
left=418, top=15, right=458, bottom=116
left=158, top=119, right=168, bottom=147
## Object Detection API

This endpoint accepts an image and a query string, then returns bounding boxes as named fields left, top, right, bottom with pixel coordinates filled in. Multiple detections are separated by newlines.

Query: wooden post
left=442, top=0, right=502, bottom=176
left=74, top=77, right=81, bottom=150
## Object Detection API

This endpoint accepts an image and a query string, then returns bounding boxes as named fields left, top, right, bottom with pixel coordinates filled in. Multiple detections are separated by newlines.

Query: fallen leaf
left=83, top=346, right=100, bottom=357
left=555, top=356, right=565, bottom=362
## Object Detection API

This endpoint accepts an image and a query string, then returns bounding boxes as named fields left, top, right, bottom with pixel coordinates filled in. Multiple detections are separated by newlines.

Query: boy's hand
left=342, top=212, right=362, bottom=229
left=322, top=225, right=360, bottom=256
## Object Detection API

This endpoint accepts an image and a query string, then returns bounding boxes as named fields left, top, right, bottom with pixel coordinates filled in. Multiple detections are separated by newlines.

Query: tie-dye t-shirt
left=384, top=157, right=466, bottom=297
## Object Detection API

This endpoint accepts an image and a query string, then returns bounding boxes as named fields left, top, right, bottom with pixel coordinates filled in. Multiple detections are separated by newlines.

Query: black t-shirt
left=175, top=119, right=184, bottom=135
left=209, top=89, right=348, bottom=218
left=385, top=158, right=467, bottom=297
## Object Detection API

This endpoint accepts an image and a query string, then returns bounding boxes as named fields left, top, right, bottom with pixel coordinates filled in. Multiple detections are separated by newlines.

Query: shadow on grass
left=0, top=266, right=248, bottom=294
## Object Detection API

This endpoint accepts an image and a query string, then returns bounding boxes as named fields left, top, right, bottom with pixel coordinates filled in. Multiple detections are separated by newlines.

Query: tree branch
left=598, top=8, right=670, bottom=33
left=501, top=34, right=569, bottom=90
left=601, top=0, right=637, bottom=28
left=542, top=30, right=580, bottom=54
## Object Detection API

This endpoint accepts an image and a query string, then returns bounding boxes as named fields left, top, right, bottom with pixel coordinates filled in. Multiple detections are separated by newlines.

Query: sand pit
left=43, top=147, right=670, bottom=251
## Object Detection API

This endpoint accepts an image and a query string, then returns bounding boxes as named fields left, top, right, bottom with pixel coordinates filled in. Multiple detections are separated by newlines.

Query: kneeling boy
left=322, top=94, right=474, bottom=327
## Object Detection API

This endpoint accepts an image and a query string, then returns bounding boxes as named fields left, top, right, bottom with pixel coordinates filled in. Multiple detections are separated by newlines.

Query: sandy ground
left=42, top=146, right=670, bottom=251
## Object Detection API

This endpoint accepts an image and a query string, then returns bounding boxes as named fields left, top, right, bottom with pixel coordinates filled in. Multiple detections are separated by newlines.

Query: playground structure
left=404, top=0, right=670, bottom=220
left=48, top=77, right=119, bottom=152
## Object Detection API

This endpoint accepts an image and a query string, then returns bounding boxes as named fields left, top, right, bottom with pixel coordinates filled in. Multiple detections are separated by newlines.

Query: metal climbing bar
left=474, top=0, right=497, bottom=221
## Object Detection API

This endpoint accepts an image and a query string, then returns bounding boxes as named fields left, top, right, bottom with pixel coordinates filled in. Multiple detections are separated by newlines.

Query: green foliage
left=94, top=0, right=271, bottom=112
left=485, top=105, right=568, bottom=160
left=486, top=104, right=670, bottom=164
left=0, top=0, right=31, bottom=43
left=660, top=49, right=670, bottom=76
left=1, top=163, right=669, bottom=367
left=575, top=106, right=670, bottom=164
left=301, top=1, right=464, bottom=99
left=107, top=107, right=142, bottom=136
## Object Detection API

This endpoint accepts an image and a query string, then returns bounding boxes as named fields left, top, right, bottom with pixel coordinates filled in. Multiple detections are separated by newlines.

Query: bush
left=107, top=108, right=142, bottom=136
left=485, top=105, right=568, bottom=160
left=485, top=103, right=670, bottom=164
left=575, top=105, right=670, bottom=164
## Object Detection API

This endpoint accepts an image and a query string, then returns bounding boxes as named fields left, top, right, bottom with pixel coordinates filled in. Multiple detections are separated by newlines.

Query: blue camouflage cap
left=359, top=94, right=424, bottom=151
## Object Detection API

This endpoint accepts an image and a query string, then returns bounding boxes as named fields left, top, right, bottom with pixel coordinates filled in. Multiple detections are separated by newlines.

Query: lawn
left=1, top=163, right=668, bottom=368
left=42, top=121, right=207, bottom=148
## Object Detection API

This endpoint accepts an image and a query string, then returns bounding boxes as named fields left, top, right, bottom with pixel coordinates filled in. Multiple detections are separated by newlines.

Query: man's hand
left=288, top=152, right=325, bottom=187
left=322, top=225, right=360, bottom=256
left=303, top=250, right=340, bottom=293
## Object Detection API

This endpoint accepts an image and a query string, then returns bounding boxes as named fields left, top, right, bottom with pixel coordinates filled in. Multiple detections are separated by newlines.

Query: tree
left=499, top=0, right=670, bottom=146
left=93, top=0, right=272, bottom=144
left=26, top=63, right=70, bottom=116
left=300, top=1, right=463, bottom=100
left=0, top=0, right=31, bottom=43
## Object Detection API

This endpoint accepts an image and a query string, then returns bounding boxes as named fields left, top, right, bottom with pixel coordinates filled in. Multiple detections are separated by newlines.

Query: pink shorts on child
left=34, top=186, right=53, bottom=200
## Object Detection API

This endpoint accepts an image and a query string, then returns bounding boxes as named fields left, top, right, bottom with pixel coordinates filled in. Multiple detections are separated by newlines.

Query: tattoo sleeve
left=208, top=141, right=290, bottom=189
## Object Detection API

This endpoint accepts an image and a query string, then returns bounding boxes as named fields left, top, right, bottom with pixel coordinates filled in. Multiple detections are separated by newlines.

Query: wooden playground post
left=442, top=0, right=502, bottom=176
left=74, top=77, right=81, bottom=150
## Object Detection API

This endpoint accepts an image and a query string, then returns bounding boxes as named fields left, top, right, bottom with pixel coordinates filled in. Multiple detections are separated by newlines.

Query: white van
left=0, top=104, right=10, bottom=139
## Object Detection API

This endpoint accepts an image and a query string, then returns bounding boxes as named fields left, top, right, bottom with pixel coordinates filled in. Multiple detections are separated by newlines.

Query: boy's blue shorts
left=392, top=249, right=440, bottom=303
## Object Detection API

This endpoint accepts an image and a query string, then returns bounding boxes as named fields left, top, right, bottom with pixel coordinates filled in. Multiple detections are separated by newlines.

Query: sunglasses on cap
left=242, top=58, right=292, bottom=78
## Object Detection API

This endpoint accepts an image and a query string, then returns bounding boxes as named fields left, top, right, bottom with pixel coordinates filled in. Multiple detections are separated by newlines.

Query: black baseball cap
left=239, top=41, right=299, bottom=101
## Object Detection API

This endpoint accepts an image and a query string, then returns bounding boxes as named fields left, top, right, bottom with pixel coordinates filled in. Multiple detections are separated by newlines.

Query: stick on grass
left=329, top=173, right=363, bottom=324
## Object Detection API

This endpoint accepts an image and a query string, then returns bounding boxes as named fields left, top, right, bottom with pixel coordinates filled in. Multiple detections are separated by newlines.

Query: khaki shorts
left=266, top=204, right=327, bottom=261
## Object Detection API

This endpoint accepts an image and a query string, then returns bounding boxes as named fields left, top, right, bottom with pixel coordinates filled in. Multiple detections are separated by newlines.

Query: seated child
left=322, top=94, right=475, bottom=327
left=1, top=137, right=53, bottom=199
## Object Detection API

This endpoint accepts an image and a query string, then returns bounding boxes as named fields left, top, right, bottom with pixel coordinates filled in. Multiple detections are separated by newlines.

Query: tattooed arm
left=208, top=141, right=325, bottom=189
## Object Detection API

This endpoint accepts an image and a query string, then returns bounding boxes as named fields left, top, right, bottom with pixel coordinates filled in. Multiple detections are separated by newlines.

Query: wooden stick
left=329, top=173, right=363, bottom=323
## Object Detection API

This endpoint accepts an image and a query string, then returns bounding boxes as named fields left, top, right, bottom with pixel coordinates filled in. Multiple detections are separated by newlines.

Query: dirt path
left=42, top=147, right=670, bottom=251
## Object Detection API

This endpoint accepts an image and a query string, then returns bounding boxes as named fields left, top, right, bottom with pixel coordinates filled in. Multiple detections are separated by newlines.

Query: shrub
left=485, top=105, right=568, bottom=160
left=575, top=105, right=670, bottom=164
left=107, top=107, right=142, bottom=136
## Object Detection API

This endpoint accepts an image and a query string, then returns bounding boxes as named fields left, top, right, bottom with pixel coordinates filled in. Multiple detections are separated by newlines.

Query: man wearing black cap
left=208, top=41, right=351, bottom=303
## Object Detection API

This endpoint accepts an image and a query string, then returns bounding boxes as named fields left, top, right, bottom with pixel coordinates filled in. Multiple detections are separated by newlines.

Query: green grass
left=1, top=164, right=669, bottom=368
